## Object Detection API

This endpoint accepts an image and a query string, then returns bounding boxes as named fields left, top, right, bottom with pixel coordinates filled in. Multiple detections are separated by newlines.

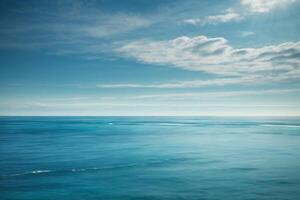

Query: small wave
left=3, top=158, right=189, bottom=177
left=7, top=170, right=52, bottom=177
left=260, top=124, right=300, bottom=128
left=31, top=170, right=52, bottom=174
left=71, top=168, right=87, bottom=172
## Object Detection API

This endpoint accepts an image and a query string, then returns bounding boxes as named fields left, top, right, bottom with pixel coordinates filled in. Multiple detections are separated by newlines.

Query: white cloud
left=183, top=9, right=242, bottom=26
left=117, top=35, right=300, bottom=77
left=241, top=0, right=297, bottom=13
left=183, top=0, right=297, bottom=27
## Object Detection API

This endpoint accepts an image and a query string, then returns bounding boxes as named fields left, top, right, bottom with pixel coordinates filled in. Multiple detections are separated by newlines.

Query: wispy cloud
left=76, top=14, right=151, bottom=38
left=117, top=35, right=300, bottom=77
left=96, top=79, right=241, bottom=89
left=95, top=75, right=286, bottom=89
left=183, top=0, right=297, bottom=27
left=241, top=31, right=255, bottom=37
left=0, top=2, right=152, bottom=53
left=183, top=9, right=242, bottom=26
left=127, top=89, right=300, bottom=100
left=241, top=0, right=297, bottom=13
left=2, top=88, right=299, bottom=109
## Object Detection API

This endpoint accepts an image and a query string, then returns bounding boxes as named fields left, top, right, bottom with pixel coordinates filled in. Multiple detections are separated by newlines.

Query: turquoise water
left=1, top=117, right=300, bottom=200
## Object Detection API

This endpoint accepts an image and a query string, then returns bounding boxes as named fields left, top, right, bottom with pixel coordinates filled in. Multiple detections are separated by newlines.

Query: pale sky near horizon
left=0, top=0, right=300, bottom=116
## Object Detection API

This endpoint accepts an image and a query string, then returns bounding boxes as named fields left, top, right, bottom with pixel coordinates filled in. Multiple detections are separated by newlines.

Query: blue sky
left=0, top=0, right=300, bottom=116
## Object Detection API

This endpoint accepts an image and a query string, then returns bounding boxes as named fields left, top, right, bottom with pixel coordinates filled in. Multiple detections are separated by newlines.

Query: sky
left=0, top=0, right=300, bottom=116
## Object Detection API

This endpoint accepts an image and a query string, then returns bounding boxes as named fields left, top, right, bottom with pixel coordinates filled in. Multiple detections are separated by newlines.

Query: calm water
left=0, top=117, right=300, bottom=200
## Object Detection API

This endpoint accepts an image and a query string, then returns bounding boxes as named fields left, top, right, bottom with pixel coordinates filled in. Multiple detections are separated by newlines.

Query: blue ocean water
left=0, top=117, right=300, bottom=200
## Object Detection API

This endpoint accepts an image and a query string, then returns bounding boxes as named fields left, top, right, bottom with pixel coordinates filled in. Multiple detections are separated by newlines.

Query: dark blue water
left=1, top=117, right=300, bottom=200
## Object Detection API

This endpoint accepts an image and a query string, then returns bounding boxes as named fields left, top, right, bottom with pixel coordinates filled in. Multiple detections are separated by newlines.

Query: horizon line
left=1, top=115, right=300, bottom=117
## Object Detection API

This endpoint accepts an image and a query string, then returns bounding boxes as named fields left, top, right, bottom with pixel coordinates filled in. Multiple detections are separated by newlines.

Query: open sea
left=0, top=116, right=300, bottom=200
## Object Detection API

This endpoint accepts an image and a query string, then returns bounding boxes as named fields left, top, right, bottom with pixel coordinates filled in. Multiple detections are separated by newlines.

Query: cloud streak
left=127, top=89, right=300, bottom=100
left=183, top=9, right=242, bottom=26
left=2, top=88, right=299, bottom=109
left=95, top=75, right=281, bottom=89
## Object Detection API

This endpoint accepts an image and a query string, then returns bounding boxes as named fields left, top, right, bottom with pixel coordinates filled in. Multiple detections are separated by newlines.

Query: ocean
left=0, top=116, right=300, bottom=200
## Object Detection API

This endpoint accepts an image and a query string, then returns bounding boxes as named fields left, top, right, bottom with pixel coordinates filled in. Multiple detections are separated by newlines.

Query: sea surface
left=0, top=116, right=300, bottom=200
